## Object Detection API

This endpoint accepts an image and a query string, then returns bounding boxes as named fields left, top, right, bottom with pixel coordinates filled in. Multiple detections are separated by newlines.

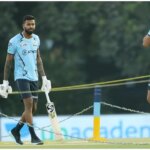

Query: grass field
left=0, top=138, right=150, bottom=149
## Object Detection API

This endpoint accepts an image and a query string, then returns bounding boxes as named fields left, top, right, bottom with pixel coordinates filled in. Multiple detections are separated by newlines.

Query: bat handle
left=45, top=91, right=51, bottom=103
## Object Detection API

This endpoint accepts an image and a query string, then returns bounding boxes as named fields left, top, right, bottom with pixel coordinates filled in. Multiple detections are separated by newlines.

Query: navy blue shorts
left=16, top=79, right=39, bottom=101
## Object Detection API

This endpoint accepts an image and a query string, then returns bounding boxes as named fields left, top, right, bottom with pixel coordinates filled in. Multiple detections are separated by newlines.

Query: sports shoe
left=11, top=128, right=23, bottom=145
left=31, top=136, right=43, bottom=145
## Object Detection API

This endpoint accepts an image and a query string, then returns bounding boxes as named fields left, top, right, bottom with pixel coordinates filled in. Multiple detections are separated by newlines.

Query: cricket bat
left=45, top=91, right=64, bottom=140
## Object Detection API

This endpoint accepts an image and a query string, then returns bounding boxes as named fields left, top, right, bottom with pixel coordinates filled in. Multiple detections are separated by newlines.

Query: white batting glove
left=41, top=76, right=51, bottom=93
left=0, top=80, right=12, bottom=98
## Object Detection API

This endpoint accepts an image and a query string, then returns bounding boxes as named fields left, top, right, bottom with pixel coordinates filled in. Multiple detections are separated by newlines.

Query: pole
left=90, top=86, right=106, bottom=141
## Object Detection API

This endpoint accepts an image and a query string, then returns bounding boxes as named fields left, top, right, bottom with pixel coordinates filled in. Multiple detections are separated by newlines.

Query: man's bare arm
left=37, top=49, right=46, bottom=77
left=143, top=35, right=150, bottom=48
left=4, top=54, right=13, bottom=80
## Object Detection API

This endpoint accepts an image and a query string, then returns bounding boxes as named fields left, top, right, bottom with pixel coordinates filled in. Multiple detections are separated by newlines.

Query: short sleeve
left=38, top=36, right=40, bottom=48
left=147, top=30, right=150, bottom=36
left=7, top=40, right=16, bottom=54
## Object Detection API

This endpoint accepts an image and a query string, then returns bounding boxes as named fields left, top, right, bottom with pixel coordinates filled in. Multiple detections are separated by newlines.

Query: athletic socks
left=14, top=121, right=24, bottom=132
left=14, top=122, right=39, bottom=139
left=28, top=125, right=38, bottom=139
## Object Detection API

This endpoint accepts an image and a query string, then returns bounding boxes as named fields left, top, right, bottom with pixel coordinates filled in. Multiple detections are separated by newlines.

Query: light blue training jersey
left=7, top=33, right=40, bottom=81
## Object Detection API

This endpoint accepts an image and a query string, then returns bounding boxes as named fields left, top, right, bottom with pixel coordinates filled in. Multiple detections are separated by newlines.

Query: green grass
left=0, top=138, right=150, bottom=149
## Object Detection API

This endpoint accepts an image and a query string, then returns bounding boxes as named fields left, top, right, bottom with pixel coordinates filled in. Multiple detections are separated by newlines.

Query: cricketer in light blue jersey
left=7, top=33, right=40, bottom=81
left=1, top=15, right=51, bottom=145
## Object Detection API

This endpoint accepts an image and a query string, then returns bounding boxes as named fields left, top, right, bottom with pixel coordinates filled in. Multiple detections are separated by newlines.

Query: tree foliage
left=0, top=2, right=150, bottom=115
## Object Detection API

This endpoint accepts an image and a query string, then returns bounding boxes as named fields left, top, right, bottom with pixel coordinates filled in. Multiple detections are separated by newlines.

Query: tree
left=1, top=2, right=150, bottom=115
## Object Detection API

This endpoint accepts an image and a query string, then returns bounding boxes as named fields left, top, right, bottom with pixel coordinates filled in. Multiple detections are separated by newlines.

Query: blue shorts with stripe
left=15, top=79, right=39, bottom=101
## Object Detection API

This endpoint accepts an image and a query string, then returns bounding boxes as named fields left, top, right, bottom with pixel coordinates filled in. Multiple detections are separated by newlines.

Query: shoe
left=31, top=136, right=43, bottom=145
left=11, top=128, right=23, bottom=145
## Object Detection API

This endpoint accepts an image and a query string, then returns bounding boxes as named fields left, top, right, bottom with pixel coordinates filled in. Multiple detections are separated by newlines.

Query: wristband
left=3, top=80, right=9, bottom=86
left=42, top=76, right=47, bottom=81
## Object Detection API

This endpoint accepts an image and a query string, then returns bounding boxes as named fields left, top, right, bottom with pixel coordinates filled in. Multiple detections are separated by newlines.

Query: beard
left=24, top=28, right=34, bottom=35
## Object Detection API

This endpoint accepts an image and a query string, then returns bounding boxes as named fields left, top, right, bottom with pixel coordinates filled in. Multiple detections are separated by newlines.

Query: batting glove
left=0, top=80, right=12, bottom=98
left=41, top=76, right=51, bottom=93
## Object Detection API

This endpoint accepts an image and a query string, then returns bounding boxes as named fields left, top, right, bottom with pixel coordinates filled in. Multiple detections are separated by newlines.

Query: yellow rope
left=52, top=79, right=149, bottom=92
left=52, top=74, right=150, bottom=91
left=10, top=74, right=150, bottom=95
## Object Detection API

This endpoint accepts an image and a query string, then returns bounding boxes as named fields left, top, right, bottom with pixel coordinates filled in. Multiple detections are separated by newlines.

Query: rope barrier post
left=90, top=86, right=106, bottom=141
